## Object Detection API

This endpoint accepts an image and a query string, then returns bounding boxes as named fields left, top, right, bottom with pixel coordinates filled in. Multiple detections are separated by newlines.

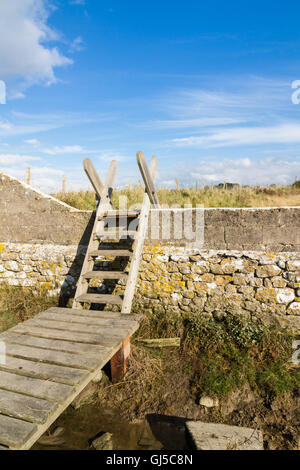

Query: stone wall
left=1, top=172, right=300, bottom=331
left=0, top=242, right=299, bottom=332
left=1, top=173, right=300, bottom=251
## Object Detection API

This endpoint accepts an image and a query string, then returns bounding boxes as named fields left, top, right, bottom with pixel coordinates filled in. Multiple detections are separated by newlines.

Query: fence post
left=62, top=174, right=66, bottom=194
left=26, top=167, right=31, bottom=185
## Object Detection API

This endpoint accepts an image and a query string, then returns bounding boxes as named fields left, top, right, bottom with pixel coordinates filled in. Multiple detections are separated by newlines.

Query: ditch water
left=32, top=403, right=189, bottom=451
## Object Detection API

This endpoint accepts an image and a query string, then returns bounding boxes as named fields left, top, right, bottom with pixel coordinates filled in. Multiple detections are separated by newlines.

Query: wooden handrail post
left=137, top=151, right=160, bottom=208
left=83, top=158, right=104, bottom=200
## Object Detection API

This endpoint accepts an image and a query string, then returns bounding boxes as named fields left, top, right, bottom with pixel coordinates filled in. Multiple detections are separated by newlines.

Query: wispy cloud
left=2, top=166, right=65, bottom=192
left=0, top=153, right=40, bottom=165
left=43, top=145, right=84, bottom=155
left=157, top=156, right=300, bottom=187
left=69, top=36, right=85, bottom=53
left=69, top=0, right=85, bottom=5
left=171, top=123, right=300, bottom=148
left=24, top=138, right=39, bottom=145
left=0, top=110, right=108, bottom=136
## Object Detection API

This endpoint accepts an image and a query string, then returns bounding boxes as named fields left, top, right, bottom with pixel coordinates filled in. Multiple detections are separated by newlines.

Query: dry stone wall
left=0, top=242, right=299, bottom=332
left=0, top=173, right=300, bottom=331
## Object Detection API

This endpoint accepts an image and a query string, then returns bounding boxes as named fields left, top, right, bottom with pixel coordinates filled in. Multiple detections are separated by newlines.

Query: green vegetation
left=182, top=314, right=299, bottom=399
left=0, top=283, right=58, bottom=333
left=0, top=284, right=298, bottom=404
left=53, top=183, right=300, bottom=210
left=135, top=310, right=299, bottom=399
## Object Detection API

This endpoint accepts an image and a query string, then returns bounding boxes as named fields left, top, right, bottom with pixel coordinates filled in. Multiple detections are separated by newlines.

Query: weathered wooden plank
left=0, top=413, right=37, bottom=448
left=23, top=318, right=130, bottom=336
left=3, top=343, right=100, bottom=371
left=137, top=151, right=160, bottom=207
left=0, top=331, right=109, bottom=358
left=0, top=389, right=57, bottom=424
left=36, top=311, right=138, bottom=328
left=45, top=307, right=140, bottom=322
left=0, top=370, right=72, bottom=403
left=10, top=324, right=121, bottom=346
left=136, top=337, right=181, bottom=348
left=83, top=270, right=128, bottom=280
left=15, top=339, right=126, bottom=450
left=83, top=158, right=104, bottom=199
left=73, top=160, right=117, bottom=309
left=121, top=155, right=157, bottom=314
left=0, top=356, right=88, bottom=385
left=76, top=294, right=123, bottom=306
left=101, top=210, right=140, bottom=218
left=89, top=249, right=133, bottom=258
left=96, top=230, right=137, bottom=240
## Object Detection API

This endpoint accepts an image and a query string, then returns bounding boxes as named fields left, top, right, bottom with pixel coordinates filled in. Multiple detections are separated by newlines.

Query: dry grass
left=53, top=182, right=300, bottom=210
left=97, top=345, right=167, bottom=419
left=0, top=284, right=58, bottom=333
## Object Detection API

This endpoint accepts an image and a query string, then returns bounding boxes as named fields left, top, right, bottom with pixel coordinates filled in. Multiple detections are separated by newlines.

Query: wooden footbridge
left=0, top=152, right=160, bottom=450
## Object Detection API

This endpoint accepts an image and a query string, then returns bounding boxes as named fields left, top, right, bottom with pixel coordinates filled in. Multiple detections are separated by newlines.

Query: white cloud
left=24, top=138, right=39, bottom=145
left=69, top=36, right=84, bottom=53
left=0, top=153, right=40, bottom=165
left=43, top=145, right=84, bottom=155
left=172, top=123, right=300, bottom=148
left=159, top=156, right=300, bottom=187
left=0, top=111, right=105, bottom=136
left=141, top=117, right=245, bottom=130
left=1, top=166, right=64, bottom=192
left=0, top=0, right=72, bottom=86
left=69, top=0, right=85, bottom=4
left=98, top=151, right=128, bottom=163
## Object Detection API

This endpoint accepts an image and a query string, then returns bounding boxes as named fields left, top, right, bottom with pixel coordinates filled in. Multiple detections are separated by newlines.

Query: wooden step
left=94, top=230, right=137, bottom=240
left=76, top=294, right=123, bottom=305
left=83, top=271, right=128, bottom=280
left=99, top=210, right=140, bottom=219
left=89, top=249, right=133, bottom=258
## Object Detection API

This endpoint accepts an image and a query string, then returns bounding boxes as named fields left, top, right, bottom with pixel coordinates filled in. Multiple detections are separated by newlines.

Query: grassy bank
left=0, top=285, right=299, bottom=448
left=52, top=182, right=300, bottom=210
left=0, top=284, right=58, bottom=333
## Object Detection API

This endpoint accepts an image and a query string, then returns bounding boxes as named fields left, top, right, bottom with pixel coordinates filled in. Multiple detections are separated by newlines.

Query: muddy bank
left=34, top=346, right=299, bottom=451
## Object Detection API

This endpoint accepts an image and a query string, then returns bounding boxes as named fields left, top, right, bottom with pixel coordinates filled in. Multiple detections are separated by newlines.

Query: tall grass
left=53, top=183, right=300, bottom=210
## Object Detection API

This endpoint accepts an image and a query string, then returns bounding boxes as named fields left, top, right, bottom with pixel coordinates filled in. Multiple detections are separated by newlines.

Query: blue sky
left=0, top=0, right=300, bottom=191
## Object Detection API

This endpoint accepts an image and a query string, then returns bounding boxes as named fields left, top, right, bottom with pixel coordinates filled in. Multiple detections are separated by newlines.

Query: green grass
left=53, top=182, right=300, bottom=210
left=135, top=311, right=300, bottom=400
left=0, top=284, right=298, bottom=401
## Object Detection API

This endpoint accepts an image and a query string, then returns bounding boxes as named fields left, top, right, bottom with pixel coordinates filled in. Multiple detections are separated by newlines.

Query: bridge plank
left=0, top=389, right=57, bottom=424
left=0, top=356, right=88, bottom=385
left=46, top=307, right=140, bottom=322
left=0, top=306, right=141, bottom=449
left=0, top=414, right=37, bottom=448
left=0, top=331, right=108, bottom=358
left=0, top=371, right=72, bottom=403
left=22, top=318, right=133, bottom=337
left=10, top=324, right=122, bottom=345
left=37, top=311, right=138, bottom=328
left=3, top=343, right=100, bottom=371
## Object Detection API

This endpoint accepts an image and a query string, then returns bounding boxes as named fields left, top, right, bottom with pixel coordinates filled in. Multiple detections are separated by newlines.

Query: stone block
left=186, top=421, right=263, bottom=450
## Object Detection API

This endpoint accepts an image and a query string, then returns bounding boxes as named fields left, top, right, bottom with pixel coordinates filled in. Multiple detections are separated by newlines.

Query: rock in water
left=91, top=432, right=113, bottom=450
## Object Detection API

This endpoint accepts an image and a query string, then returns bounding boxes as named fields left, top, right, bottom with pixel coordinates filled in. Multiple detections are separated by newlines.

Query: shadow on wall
left=58, top=212, right=134, bottom=309
left=58, top=212, right=95, bottom=307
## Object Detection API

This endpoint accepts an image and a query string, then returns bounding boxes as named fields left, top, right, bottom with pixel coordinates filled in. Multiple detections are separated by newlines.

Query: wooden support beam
left=110, top=336, right=130, bottom=383
left=83, top=158, right=104, bottom=200
left=137, top=151, right=160, bottom=207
